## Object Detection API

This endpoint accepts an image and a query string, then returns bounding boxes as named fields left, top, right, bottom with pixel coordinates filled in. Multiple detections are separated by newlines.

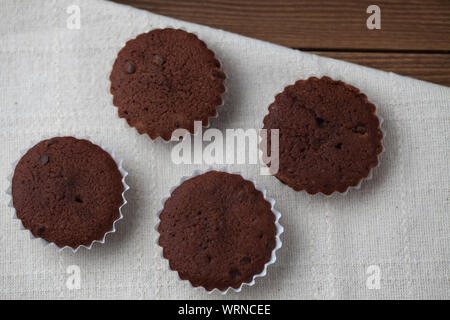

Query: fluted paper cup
left=155, top=167, right=283, bottom=294
left=259, top=76, right=385, bottom=197
left=108, top=27, right=227, bottom=143
left=6, top=135, right=129, bottom=253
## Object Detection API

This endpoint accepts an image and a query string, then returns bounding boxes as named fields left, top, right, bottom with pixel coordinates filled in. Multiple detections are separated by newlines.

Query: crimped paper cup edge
left=155, top=167, right=283, bottom=295
left=6, top=134, right=130, bottom=253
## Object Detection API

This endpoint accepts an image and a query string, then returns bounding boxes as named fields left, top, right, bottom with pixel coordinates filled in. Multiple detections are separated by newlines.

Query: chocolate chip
left=40, top=155, right=49, bottom=165
left=125, top=61, right=136, bottom=74
left=316, top=117, right=328, bottom=128
left=34, top=225, right=46, bottom=236
left=335, top=143, right=343, bottom=149
left=229, top=268, right=241, bottom=280
left=75, top=196, right=83, bottom=203
left=152, top=55, right=165, bottom=65
left=240, top=256, right=251, bottom=265
left=211, top=69, right=225, bottom=80
left=46, top=138, right=58, bottom=147
left=353, top=123, right=367, bottom=134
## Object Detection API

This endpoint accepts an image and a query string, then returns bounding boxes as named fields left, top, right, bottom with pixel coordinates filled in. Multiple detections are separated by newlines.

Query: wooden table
left=113, top=0, right=450, bottom=86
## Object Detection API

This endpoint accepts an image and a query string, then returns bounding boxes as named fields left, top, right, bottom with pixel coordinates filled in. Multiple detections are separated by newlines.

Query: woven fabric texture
left=0, top=0, right=449, bottom=299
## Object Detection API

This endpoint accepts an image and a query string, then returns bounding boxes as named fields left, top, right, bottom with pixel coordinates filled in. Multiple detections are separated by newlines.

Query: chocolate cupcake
left=110, top=28, right=226, bottom=141
left=157, top=170, right=283, bottom=293
left=9, top=137, right=128, bottom=251
left=262, top=76, right=383, bottom=195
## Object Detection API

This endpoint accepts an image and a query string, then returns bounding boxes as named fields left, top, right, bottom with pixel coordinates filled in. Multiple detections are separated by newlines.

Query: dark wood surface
left=112, top=0, right=450, bottom=86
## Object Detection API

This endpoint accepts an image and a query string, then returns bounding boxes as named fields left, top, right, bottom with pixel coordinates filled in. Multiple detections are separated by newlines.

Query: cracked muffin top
left=262, top=76, right=383, bottom=195
left=110, top=28, right=226, bottom=141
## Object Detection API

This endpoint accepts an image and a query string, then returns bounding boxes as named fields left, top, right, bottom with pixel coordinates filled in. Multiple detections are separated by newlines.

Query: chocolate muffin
left=11, top=137, right=124, bottom=249
left=262, top=76, right=383, bottom=195
left=158, top=171, right=278, bottom=291
left=110, top=28, right=226, bottom=141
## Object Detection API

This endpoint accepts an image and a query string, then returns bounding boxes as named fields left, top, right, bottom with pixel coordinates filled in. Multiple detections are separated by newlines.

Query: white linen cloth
left=0, top=0, right=448, bottom=299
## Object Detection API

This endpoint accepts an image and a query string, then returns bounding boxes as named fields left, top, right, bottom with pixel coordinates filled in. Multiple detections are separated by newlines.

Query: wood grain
left=112, top=0, right=450, bottom=86
left=114, top=0, right=450, bottom=50
left=312, top=52, right=450, bottom=85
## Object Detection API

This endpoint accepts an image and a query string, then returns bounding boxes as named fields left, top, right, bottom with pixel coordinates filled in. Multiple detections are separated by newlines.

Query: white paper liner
left=5, top=135, right=130, bottom=253
left=259, top=76, right=385, bottom=197
left=107, top=26, right=227, bottom=143
left=155, top=167, right=284, bottom=295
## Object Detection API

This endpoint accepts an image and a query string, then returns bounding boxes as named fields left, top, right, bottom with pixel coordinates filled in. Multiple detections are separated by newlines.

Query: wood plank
left=112, top=0, right=450, bottom=86
left=311, top=51, right=450, bottom=86
left=113, top=0, right=450, bottom=51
